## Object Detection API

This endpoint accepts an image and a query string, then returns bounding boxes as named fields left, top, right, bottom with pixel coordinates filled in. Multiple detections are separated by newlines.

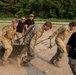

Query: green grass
left=35, top=18, right=76, bottom=22
left=0, top=18, right=76, bottom=22
left=0, top=18, right=12, bottom=20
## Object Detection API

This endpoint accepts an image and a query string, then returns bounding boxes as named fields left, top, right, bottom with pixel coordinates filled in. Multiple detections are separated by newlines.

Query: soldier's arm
left=22, top=26, right=25, bottom=36
left=49, top=26, right=66, bottom=40
left=49, top=26, right=66, bottom=48
left=30, top=31, right=42, bottom=52
left=11, top=32, right=16, bottom=45
left=25, top=24, right=28, bottom=30
left=49, top=31, right=58, bottom=48
left=24, top=25, right=34, bottom=36
left=16, top=26, right=34, bottom=41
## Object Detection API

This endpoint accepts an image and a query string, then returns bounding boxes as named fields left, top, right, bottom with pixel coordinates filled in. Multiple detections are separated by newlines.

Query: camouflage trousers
left=69, top=58, right=76, bottom=75
left=1, top=38, right=13, bottom=61
left=51, top=38, right=67, bottom=61
left=19, top=43, right=35, bottom=62
left=19, top=34, right=39, bottom=63
left=19, top=48, right=34, bottom=62
left=16, top=32, right=23, bottom=45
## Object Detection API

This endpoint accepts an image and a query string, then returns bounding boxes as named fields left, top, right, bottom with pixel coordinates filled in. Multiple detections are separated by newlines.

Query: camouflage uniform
left=20, top=25, right=44, bottom=62
left=49, top=26, right=74, bottom=67
left=1, top=25, right=16, bottom=62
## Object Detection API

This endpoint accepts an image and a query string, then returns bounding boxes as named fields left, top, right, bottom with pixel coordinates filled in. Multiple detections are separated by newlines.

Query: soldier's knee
left=9, top=48, right=13, bottom=52
left=5, top=47, right=13, bottom=53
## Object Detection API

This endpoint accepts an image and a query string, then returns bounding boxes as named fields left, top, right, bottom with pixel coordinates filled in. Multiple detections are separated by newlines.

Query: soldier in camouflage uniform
left=1, top=18, right=18, bottom=66
left=17, top=21, right=52, bottom=67
left=49, top=22, right=76, bottom=68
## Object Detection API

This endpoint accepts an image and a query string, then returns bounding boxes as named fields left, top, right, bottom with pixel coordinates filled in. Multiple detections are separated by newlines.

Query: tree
left=0, top=0, right=76, bottom=19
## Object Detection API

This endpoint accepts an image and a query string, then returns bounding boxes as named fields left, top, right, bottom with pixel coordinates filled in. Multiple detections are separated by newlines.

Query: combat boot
left=49, top=59, right=61, bottom=68
left=53, top=60, right=61, bottom=68
left=21, top=61, right=31, bottom=67
left=49, top=58, right=55, bottom=64
left=49, top=59, right=54, bottom=64
left=20, top=56, right=30, bottom=67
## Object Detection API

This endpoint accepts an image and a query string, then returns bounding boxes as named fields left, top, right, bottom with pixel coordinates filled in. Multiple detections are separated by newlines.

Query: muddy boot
left=49, top=59, right=61, bottom=68
left=17, top=57, right=22, bottom=68
left=49, top=58, right=55, bottom=64
left=21, top=56, right=33, bottom=67
left=21, top=62, right=31, bottom=67
left=21, top=56, right=30, bottom=67
left=49, top=60, right=54, bottom=64
left=53, top=60, right=61, bottom=68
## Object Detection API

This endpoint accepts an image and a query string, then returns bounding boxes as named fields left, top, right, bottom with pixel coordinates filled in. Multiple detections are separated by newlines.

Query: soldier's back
left=56, top=26, right=71, bottom=41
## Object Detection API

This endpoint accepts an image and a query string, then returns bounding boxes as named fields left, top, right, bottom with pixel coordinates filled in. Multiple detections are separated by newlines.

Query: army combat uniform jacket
left=49, top=26, right=74, bottom=62
left=49, top=26, right=73, bottom=41
left=20, top=24, right=44, bottom=61
left=1, top=25, right=16, bottom=61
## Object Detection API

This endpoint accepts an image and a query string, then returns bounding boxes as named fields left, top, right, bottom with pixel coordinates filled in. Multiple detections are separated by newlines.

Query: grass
left=0, top=18, right=76, bottom=22
left=35, top=18, right=76, bottom=22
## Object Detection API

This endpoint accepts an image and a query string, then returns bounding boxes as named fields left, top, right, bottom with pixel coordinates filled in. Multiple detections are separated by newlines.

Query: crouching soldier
left=49, top=22, right=76, bottom=68
left=17, top=21, right=52, bottom=67
left=1, top=18, right=18, bottom=66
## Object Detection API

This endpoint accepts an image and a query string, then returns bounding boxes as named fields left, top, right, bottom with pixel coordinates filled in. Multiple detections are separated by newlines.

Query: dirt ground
left=0, top=25, right=73, bottom=75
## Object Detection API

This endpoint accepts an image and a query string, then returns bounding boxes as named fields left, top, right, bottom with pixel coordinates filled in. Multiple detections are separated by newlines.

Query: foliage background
left=0, top=0, right=76, bottom=19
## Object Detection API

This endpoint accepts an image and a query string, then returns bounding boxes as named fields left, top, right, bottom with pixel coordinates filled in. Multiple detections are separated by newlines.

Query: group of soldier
left=0, top=14, right=76, bottom=74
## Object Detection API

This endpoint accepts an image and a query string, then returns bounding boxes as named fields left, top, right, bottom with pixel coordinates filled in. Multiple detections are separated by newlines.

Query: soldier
left=1, top=18, right=18, bottom=66
left=17, top=21, right=52, bottom=67
left=49, top=22, right=76, bottom=68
